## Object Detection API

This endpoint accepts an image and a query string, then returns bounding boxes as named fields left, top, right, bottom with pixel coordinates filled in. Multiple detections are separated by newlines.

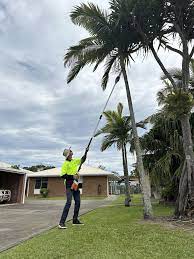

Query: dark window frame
left=35, top=177, right=48, bottom=189
left=41, top=177, right=48, bottom=189
left=35, top=177, right=41, bottom=189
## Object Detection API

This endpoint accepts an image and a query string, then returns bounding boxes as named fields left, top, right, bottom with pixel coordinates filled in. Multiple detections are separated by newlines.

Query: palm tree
left=156, top=64, right=194, bottom=217
left=140, top=113, right=184, bottom=203
left=129, top=60, right=194, bottom=216
left=64, top=3, right=153, bottom=218
left=95, top=103, right=145, bottom=206
left=110, top=0, right=194, bottom=217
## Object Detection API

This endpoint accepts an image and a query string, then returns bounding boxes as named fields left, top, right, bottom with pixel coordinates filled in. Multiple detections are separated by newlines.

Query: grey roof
left=0, top=162, right=12, bottom=168
left=27, top=164, right=120, bottom=179
left=0, top=161, right=28, bottom=175
left=0, top=167, right=27, bottom=175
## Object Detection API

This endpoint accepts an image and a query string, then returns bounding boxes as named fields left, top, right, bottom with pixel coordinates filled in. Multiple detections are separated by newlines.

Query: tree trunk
left=182, top=41, right=190, bottom=91
left=123, top=143, right=131, bottom=206
left=175, top=116, right=194, bottom=217
left=122, top=144, right=131, bottom=207
left=174, top=161, right=189, bottom=217
left=180, top=116, right=194, bottom=193
left=120, top=57, right=153, bottom=218
left=150, top=45, right=177, bottom=89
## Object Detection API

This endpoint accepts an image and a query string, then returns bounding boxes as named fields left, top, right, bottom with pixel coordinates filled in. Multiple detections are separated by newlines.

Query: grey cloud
left=0, top=0, right=182, bottom=173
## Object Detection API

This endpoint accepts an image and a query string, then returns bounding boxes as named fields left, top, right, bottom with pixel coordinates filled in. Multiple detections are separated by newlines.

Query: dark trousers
left=59, top=188, right=80, bottom=224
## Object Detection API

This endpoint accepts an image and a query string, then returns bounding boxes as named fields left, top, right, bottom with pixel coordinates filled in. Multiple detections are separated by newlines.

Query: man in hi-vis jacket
left=58, top=148, right=87, bottom=229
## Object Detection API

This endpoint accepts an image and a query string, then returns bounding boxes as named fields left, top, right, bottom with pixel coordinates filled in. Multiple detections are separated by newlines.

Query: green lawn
left=1, top=195, right=194, bottom=259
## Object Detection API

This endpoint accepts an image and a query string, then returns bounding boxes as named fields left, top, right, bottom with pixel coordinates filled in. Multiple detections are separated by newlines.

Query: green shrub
left=40, top=188, right=49, bottom=198
left=161, top=183, right=177, bottom=202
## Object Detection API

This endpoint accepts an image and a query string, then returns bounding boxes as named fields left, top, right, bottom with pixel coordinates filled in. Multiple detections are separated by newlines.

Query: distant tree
left=112, top=171, right=120, bottom=177
left=11, top=164, right=20, bottom=170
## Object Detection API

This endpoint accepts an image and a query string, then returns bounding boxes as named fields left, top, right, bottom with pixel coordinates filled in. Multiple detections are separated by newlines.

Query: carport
left=0, top=167, right=27, bottom=204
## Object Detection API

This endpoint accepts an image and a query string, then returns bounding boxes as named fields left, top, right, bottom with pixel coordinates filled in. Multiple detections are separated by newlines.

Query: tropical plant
left=139, top=113, right=183, bottom=202
left=110, top=0, right=194, bottom=218
left=95, top=103, right=145, bottom=206
left=40, top=188, right=49, bottom=198
left=64, top=2, right=153, bottom=218
left=136, top=61, right=194, bottom=215
left=156, top=65, right=194, bottom=216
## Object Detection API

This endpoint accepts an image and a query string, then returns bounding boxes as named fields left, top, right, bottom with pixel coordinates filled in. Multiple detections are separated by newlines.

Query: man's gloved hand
left=71, top=180, right=79, bottom=191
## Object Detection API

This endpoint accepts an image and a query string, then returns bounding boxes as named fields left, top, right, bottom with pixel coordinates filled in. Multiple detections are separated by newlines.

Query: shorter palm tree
left=141, top=113, right=183, bottom=200
left=95, top=103, right=145, bottom=206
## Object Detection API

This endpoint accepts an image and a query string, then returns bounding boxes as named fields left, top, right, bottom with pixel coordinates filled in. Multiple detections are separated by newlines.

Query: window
left=41, top=178, right=48, bottom=188
left=35, top=177, right=48, bottom=189
left=35, top=177, right=41, bottom=189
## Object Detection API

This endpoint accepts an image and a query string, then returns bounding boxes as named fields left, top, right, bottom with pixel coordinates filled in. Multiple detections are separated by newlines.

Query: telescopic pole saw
left=78, top=74, right=121, bottom=172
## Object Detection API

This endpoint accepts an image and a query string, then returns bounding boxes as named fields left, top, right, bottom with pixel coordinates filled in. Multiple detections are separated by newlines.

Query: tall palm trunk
left=175, top=42, right=194, bottom=217
left=120, top=57, right=153, bottom=218
left=175, top=115, right=194, bottom=217
left=122, top=143, right=131, bottom=206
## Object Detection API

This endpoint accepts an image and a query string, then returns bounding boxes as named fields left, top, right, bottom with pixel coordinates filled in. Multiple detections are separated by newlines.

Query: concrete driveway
left=0, top=196, right=116, bottom=252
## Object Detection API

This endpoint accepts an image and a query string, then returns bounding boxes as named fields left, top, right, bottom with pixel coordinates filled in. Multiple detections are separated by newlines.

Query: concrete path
left=0, top=196, right=116, bottom=252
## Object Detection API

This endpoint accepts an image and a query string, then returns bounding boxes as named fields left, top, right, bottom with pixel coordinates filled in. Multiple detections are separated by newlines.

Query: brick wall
left=28, top=177, right=65, bottom=197
left=28, top=176, right=109, bottom=197
left=17, top=174, right=25, bottom=203
left=47, top=177, right=65, bottom=197
left=82, top=176, right=108, bottom=196
left=28, top=178, right=35, bottom=196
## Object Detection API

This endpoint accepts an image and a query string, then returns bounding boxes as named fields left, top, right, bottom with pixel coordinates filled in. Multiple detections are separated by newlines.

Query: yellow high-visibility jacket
left=60, top=158, right=81, bottom=177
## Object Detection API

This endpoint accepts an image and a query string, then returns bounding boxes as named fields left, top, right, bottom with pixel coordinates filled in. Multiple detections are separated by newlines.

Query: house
left=118, top=176, right=141, bottom=194
left=26, top=164, right=121, bottom=197
left=0, top=162, right=27, bottom=204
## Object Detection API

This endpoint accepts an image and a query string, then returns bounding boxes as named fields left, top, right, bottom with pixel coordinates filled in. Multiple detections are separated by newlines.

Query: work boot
left=58, top=223, right=67, bottom=229
left=73, top=219, right=84, bottom=225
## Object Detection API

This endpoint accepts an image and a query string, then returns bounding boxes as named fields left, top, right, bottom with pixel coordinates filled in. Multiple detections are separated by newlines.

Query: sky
left=0, top=0, right=182, bottom=174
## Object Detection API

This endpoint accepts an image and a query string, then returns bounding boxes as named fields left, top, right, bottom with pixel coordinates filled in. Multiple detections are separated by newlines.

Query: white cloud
left=0, top=0, right=182, bottom=174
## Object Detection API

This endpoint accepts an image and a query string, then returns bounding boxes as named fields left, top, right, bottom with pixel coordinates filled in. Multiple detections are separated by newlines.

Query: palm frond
left=64, top=37, right=96, bottom=66
left=64, top=41, right=109, bottom=69
left=117, top=102, right=123, bottom=116
left=161, top=68, right=182, bottom=82
left=135, top=120, right=147, bottom=130
left=116, top=140, right=123, bottom=150
left=94, top=129, right=104, bottom=137
left=101, top=53, right=119, bottom=90
left=67, top=60, right=87, bottom=83
left=71, top=3, right=111, bottom=38
left=103, top=110, right=115, bottom=124
left=101, top=135, right=117, bottom=151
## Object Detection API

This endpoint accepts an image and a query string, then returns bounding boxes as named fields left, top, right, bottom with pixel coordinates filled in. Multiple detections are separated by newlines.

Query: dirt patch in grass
left=141, top=216, right=194, bottom=233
